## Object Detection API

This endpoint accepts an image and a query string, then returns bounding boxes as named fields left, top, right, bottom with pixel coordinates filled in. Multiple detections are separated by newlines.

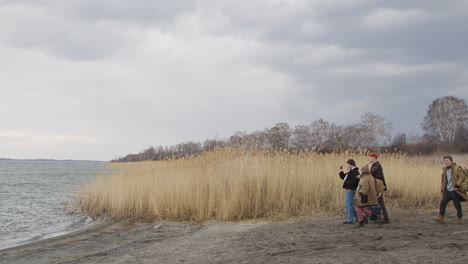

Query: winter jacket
left=371, top=161, right=387, bottom=187
left=441, top=163, right=467, bottom=201
left=339, top=167, right=360, bottom=190
left=356, top=164, right=379, bottom=207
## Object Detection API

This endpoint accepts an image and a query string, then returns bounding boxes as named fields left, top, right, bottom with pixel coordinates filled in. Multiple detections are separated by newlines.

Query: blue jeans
left=345, top=190, right=358, bottom=222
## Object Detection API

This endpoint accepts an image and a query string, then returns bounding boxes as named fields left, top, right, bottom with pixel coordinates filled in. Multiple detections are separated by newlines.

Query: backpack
left=460, top=166, right=468, bottom=193
left=375, top=178, right=385, bottom=197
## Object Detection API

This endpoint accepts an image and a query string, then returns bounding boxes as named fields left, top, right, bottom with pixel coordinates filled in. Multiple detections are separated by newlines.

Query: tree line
left=112, top=96, right=468, bottom=162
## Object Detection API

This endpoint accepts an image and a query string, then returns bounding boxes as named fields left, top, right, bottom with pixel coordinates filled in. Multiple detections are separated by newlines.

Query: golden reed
left=72, top=147, right=463, bottom=221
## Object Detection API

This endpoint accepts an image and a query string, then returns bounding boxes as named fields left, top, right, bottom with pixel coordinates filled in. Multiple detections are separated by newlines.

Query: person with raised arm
left=339, top=159, right=360, bottom=224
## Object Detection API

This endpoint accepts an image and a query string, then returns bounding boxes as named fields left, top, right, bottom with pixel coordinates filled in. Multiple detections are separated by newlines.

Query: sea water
left=0, top=160, right=106, bottom=250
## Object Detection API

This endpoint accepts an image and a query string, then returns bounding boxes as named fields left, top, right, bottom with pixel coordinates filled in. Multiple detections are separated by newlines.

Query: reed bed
left=72, top=147, right=467, bottom=222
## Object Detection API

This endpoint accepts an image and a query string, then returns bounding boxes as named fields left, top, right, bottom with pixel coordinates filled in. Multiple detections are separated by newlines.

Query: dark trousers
left=439, top=191, right=462, bottom=218
left=378, top=195, right=389, bottom=221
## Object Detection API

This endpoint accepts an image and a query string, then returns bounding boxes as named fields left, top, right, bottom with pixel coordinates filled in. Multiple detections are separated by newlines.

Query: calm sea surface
left=0, top=161, right=106, bottom=250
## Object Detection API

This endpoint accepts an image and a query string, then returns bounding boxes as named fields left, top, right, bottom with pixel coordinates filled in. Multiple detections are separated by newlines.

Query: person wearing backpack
left=369, top=152, right=390, bottom=224
left=371, top=178, right=385, bottom=222
left=460, top=163, right=468, bottom=194
left=339, top=159, right=360, bottom=224
left=355, top=164, right=379, bottom=228
left=433, top=155, right=467, bottom=225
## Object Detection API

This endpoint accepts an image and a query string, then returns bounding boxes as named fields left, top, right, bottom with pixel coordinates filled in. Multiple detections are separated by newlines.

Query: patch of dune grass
left=72, top=147, right=461, bottom=222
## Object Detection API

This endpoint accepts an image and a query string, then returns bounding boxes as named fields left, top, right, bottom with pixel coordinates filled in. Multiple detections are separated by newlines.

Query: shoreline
left=0, top=220, right=113, bottom=252
left=1, top=209, right=467, bottom=263
left=0, top=216, right=96, bottom=251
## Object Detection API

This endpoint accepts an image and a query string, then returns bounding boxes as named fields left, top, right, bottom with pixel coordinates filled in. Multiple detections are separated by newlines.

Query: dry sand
left=1, top=210, right=467, bottom=264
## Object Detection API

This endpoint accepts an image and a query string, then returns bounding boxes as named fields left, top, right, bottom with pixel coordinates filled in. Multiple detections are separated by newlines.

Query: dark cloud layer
left=0, top=0, right=467, bottom=159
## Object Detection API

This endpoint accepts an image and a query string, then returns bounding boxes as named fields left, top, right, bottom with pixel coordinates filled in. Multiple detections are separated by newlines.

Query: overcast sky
left=1, top=0, right=467, bottom=160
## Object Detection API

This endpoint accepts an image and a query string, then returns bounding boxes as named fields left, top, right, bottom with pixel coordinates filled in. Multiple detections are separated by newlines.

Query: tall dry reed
left=72, top=147, right=466, bottom=221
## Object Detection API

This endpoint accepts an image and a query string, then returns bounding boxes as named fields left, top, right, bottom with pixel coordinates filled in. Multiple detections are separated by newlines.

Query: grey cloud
left=192, top=0, right=468, bottom=134
left=209, top=0, right=468, bottom=63
left=1, top=0, right=468, bottom=159
left=64, top=0, right=196, bottom=23
left=1, top=0, right=196, bottom=23
left=0, top=0, right=196, bottom=60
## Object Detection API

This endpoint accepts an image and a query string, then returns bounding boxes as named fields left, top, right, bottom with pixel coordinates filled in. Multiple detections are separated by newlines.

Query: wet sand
left=1, top=210, right=467, bottom=264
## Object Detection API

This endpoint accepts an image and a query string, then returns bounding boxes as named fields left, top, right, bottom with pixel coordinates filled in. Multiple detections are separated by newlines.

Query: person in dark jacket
left=339, top=159, right=360, bottom=224
left=369, top=152, right=390, bottom=223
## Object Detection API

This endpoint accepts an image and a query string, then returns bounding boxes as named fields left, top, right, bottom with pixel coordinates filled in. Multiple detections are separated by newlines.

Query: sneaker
left=342, top=221, right=354, bottom=224
left=433, top=215, right=444, bottom=223
left=454, top=218, right=462, bottom=225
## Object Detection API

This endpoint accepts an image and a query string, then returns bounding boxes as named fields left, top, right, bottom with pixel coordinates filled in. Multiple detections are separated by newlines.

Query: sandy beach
left=1, top=210, right=467, bottom=264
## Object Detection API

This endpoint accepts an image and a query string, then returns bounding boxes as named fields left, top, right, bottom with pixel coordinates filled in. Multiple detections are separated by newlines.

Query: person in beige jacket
left=433, top=155, right=467, bottom=224
left=355, top=164, right=379, bottom=228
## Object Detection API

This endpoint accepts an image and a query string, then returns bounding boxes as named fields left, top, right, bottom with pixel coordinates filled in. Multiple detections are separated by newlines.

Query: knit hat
left=347, top=159, right=356, bottom=167
left=444, top=155, right=453, bottom=163
left=369, top=152, right=379, bottom=158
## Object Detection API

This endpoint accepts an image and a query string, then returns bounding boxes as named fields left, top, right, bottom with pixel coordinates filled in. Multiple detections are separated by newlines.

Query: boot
left=454, top=218, right=462, bottom=225
left=432, top=215, right=444, bottom=223
left=355, top=221, right=365, bottom=228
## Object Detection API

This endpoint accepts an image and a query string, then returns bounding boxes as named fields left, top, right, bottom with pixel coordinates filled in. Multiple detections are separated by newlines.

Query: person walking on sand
left=339, top=159, right=360, bottom=224
left=433, top=155, right=467, bottom=224
left=355, top=164, right=379, bottom=228
left=369, top=153, right=390, bottom=224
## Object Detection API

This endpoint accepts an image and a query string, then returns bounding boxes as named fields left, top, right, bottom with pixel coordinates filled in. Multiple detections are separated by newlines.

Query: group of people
left=338, top=153, right=389, bottom=228
left=338, top=153, right=467, bottom=228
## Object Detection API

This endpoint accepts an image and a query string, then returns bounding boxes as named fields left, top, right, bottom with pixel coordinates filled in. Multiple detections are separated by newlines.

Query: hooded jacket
left=339, top=167, right=360, bottom=190
left=356, top=164, right=379, bottom=207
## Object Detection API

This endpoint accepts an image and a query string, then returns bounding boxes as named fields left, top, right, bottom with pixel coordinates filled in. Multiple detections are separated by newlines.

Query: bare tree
left=360, top=112, right=392, bottom=150
left=245, top=130, right=268, bottom=148
left=141, top=146, right=157, bottom=160
left=392, top=133, right=407, bottom=146
left=290, top=120, right=329, bottom=151
left=407, top=133, right=423, bottom=144
left=292, top=119, right=365, bottom=152
left=455, top=126, right=468, bottom=142
left=203, top=139, right=227, bottom=151
left=291, top=125, right=313, bottom=151
left=326, top=124, right=346, bottom=152
left=229, top=131, right=245, bottom=145
left=266, top=123, right=291, bottom=150
left=341, top=124, right=368, bottom=150
left=180, top=141, right=202, bottom=156
left=421, top=96, right=468, bottom=143
left=309, top=119, right=331, bottom=152
left=113, top=112, right=399, bottom=162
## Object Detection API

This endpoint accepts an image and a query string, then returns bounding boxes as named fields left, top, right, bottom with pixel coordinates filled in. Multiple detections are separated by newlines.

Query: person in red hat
left=369, top=152, right=390, bottom=223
